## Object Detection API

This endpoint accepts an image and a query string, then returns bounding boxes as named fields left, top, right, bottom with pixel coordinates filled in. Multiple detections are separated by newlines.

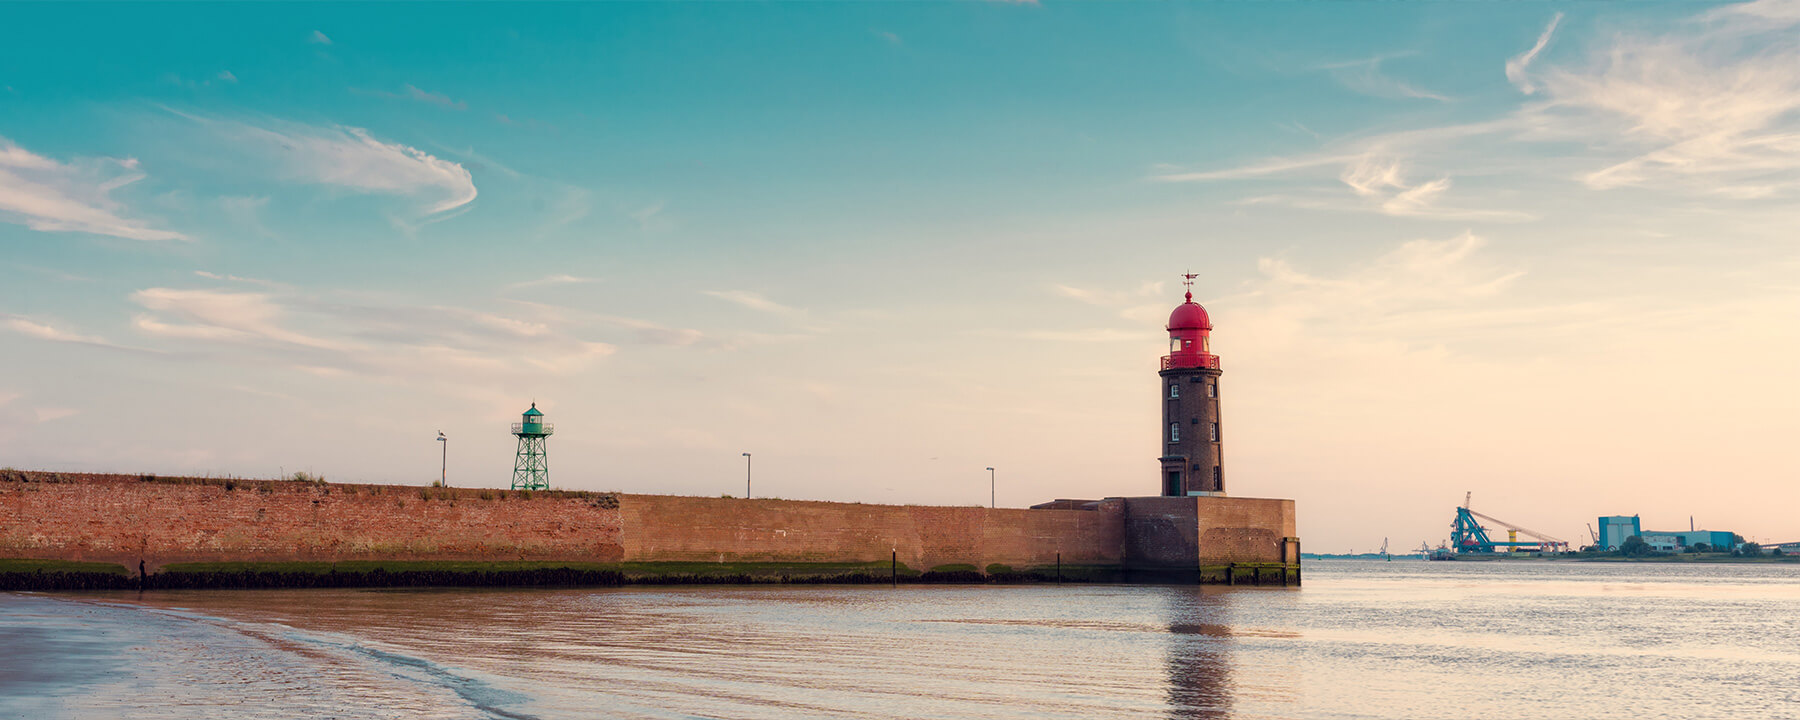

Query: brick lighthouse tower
left=1159, top=274, right=1224, bottom=497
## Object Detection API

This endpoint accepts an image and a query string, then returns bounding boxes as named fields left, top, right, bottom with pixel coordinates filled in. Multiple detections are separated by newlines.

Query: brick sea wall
left=618, top=494, right=1125, bottom=570
left=0, top=473, right=623, bottom=571
left=0, top=472, right=1297, bottom=579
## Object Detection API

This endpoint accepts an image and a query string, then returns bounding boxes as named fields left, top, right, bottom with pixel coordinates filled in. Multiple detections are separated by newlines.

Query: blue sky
left=4, top=1, right=1798, bottom=551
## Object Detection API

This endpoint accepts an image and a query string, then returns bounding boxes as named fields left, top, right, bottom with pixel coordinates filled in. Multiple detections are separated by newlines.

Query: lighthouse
left=1159, top=275, right=1224, bottom=497
left=510, top=403, right=553, bottom=490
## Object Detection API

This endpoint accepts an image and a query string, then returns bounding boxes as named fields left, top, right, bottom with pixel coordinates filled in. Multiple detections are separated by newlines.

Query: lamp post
left=986, top=467, right=995, bottom=509
left=742, top=452, right=752, bottom=499
left=437, top=431, right=447, bottom=487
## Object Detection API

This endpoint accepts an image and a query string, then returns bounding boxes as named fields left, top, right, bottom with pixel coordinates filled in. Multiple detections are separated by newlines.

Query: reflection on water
left=1163, top=588, right=1233, bottom=720
left=5, top=560, right=1800, bottom=719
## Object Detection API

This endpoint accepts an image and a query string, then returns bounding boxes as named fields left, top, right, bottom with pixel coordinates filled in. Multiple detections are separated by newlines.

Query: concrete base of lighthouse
left=1030, top=494, right=1299, bottom=585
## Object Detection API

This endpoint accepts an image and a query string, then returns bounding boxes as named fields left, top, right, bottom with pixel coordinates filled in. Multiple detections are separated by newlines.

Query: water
left=3, top=559, right=1798, bottom=719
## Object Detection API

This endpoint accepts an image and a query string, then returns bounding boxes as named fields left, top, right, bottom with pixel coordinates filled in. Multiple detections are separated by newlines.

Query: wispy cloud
left=172, top=111, right=477, bottom=214
left=217, top=70, right=238, bottom=84
left=0, top=136, right=187, bottom=241
left=1318, top=54, right=1450, bottom=102
left=353, top=84, right=468, bottom=110
left=505, top=274, right=597, bottom=290
left=1506, top=13, right=1563, bottom=95
left=194, top=270, right=279, bottom=287
left=126, top=287, right=619, bottom=379
left=1053, top=280, right=1175, bottom=326
left=1155, top=2, right=1800, bottom=218
left=0, top=313, right=148, bottom=352
left=132, top=288, right=348, bottom=350
left=34, top=408, right=79, bottom=423
left=2, top=315, right=111, bottom=345
left=1527, top=1, right=1800, bottom=195
left=702, top=290, right=802, bottom=316
left=309, top=30, right=332, bottom=45
left=1167, top=148, right=1533, bottom=221
left=630, top=201, right=666, bottom=231
left=15, top=264, right=94, bottom=282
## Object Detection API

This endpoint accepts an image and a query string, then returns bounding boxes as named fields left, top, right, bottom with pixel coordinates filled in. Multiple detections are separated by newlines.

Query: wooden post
left=1056, top=552, right=1061, bottom=584
left=1225, top=563, right=1235, bottom=586
left=891, top=550, right=897, bottom=587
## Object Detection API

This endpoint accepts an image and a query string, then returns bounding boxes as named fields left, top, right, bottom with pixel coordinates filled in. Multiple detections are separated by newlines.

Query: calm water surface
left=3, top=559, right=1798, bottom=719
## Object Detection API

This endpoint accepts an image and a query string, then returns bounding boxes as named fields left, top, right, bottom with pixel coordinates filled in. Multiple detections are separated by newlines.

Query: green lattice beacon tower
left=510, top=403, right=553, bottom=490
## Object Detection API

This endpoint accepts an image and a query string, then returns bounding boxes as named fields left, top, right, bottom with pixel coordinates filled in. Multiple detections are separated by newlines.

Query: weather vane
left=1182, top=271, right=1198, bottom=302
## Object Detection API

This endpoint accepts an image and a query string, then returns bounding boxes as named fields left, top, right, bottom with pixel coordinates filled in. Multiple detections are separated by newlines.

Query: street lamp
left=436, top=431, right=447, bottom=487
left=986, top=467, right=995, bottom=509
left=742, top=452, right=752, bottom=499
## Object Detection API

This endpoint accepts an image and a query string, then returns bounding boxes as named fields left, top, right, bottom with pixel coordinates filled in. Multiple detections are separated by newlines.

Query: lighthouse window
left=1207, top=383, right=1217, bottom=398
left=1169, top=423, right=1179, bottom=443
left=1210, top=422, right=1220, bottom=442
left=1169, top=384, right=1179, bottom=399
left=1170, top=337, right=1182, bottom=353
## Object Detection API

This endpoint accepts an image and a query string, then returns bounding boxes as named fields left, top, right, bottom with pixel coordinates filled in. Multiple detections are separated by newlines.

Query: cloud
left=354, top=84, right=468, bottom=110
left=1176, top=149, right=1535, bottom=221
left=34, top=408, right=78, bottom=423
left=630, top=201, right=666, bottom=231
left=1052, top=280, right=1178, bottom=327
left=505, top=274, right=597, bottom=290
left=217, top=70, right=238, bottom=84
left=1156, top=3, right=1800, bottom=214
left=309, top=30, right=332, bottom=45
left=0, top=136, right=187, bottom=241
left=1318, top=54, right=1450, bottom=102
left=175, top=112, right=477, bottom=214
left=194, top=270, right=278, bottom=287
left=1506, top=13, right=1563, bottom=94
left=702, top=290, right=802, bottom=316
left=2, top=315, right=110, bottom=345
left=0, top=313, right=149, bottom=353
left=126, top=287, right=620, bottom=380
left=1152, top=154, right=1359, bottom=183
left=1527, top=3, right=1800, bottom=195
left=990, top=329, right=1145, bottom=343
left=1232, top=231, right=1532, bottom=350
left=131, top=288, right=346, bottom=350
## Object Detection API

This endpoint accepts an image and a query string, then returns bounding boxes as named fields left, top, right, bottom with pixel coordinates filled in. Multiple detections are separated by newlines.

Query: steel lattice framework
left=511, top=434, right=550, bottom=490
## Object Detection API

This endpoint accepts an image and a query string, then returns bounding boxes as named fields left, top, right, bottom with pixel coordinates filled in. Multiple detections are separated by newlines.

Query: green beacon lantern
left=510, top=403, right=553, bottom=490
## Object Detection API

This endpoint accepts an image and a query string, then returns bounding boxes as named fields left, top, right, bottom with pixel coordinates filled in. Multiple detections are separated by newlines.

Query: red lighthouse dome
left=1167, top=292, right=1212, bottom=331
left=1163, top=288, right=1218, bottom=371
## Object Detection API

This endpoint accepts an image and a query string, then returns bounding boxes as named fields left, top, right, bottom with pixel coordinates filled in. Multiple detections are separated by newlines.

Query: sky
left=3, top=1, right=1798, bottom=552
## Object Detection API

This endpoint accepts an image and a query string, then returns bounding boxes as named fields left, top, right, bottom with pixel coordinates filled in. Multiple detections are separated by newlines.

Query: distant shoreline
left=1304, top=553, right=1799, bottom=564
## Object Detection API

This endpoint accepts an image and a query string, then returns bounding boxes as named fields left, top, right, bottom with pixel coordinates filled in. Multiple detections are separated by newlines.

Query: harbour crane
left=1450, top=493, right=1572, bottom=554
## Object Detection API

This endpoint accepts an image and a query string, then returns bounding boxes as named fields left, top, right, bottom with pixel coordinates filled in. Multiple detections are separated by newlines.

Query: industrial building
left=1595, top=515, right=1736, bottom=552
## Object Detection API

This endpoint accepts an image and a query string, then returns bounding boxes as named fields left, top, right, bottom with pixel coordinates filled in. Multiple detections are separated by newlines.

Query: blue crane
left=1451, top=492, right=1570, bottom=554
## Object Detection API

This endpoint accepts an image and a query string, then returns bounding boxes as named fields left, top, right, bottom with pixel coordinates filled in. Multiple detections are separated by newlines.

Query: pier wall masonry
left=0, top=473, right=624, bottom=571
left=618, top=493, right=1125, bottom=571
left=1, top=472, right=1295, bottom=583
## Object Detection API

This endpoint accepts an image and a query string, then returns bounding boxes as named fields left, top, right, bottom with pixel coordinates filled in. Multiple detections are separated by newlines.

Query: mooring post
left=1225, top=563, right=1235, bottom=586
left=1056, top=552, right=1061, bottom=584
left=891, top=549, right=897, bottom=587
